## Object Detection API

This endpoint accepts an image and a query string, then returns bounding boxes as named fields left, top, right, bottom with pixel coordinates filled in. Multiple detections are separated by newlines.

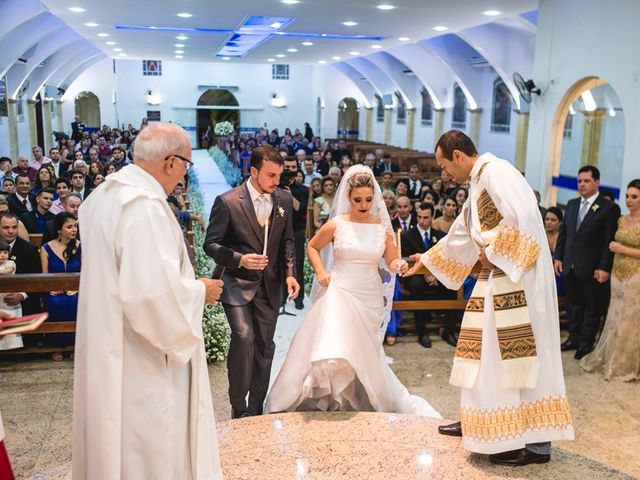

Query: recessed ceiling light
left=113, top=48, right=122, bottom=52
left=318, top=60, right=327, bottom=64
left=97, top=33, right=109, bottom=37
left=287, top=48, right=298, bottom=52
left=68, top=7, right=86, bottom=13
left=175, top=43, right=185, bottom=48
left=84, top=22, right=99, bottom=27
left=398, top=36, right=410, bottom=41
left=343, top=21, right=358, bottom=27
left=175, top=55, right=183, bottom=59
left=221, top=57, right=231, bottom=61
left=349, top=51, right=360, bottom=55
left=301, top=41, right=313, bottom=46
left=175, top=50, right=184, bottom=54
left=483, top=9, right=501, bottom=16
left=433, top=25, right=448, bottom=31
left=118, top=53, right=127, bottom=57
left=281, top=0, right=299, bottom=3
left=267, top=58, right=275, bottom=62
left=177, top=12, right=193, bottom=18
left=105, top=41, right=116, bottom=45
left=332, top=56, right=342, bottom=60
left=176, top=35, right=188, bottom=40
left=377, top=4, right=395, bottom=10
left=371, top=44, right=382, bottom=49
left=276, top=54, right=286, bottom=58
left=270, top=22, right=283, bottom=29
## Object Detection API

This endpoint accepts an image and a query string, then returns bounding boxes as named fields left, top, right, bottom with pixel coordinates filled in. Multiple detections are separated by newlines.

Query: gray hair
left=328, top=166, right=341, bottom=176
left=61, top=192, right=82, bottom=205
left=132, top=123, right=190, bottom=164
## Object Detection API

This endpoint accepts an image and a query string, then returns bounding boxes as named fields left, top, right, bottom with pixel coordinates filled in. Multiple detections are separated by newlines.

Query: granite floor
left=1, top=305, right=638, bottom=479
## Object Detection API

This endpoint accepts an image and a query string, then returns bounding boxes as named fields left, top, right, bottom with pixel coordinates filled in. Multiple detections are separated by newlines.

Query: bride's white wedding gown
left=265, top=217, right=441, bottom=417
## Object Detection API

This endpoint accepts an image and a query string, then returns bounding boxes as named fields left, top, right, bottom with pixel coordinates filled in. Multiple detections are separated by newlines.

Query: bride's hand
left=393, top=258, right=409, bottom=276
left=317, top=271, right=331, bottom=287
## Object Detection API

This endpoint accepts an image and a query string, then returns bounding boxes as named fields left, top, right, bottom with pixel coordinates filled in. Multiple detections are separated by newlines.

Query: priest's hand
left=402, top=253, right=424, bottom=277
left=479, top=247, right=494, bottom=269
left=200, top=278, right=224, bottom=304
left=240, top=253, right=268, bottom=270
left=286, top=276, right=300, bottom=301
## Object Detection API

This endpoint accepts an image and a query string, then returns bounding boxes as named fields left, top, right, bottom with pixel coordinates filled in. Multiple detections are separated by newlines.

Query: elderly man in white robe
left=406, top=130, right=574, bottom=466
left=73, top=123, right=224, bottom=479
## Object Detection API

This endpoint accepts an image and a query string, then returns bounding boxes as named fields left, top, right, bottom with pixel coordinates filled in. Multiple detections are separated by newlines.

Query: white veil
left=309, top=164, right=397, bottom=341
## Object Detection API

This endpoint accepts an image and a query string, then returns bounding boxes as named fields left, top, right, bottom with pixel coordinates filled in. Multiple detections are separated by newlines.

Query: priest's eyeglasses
left=165, top=154, right=194, bottom=170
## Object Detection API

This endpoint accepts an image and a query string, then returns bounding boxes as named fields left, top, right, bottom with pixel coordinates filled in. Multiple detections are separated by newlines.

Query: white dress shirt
left=246, top=179, right=273, bottom=226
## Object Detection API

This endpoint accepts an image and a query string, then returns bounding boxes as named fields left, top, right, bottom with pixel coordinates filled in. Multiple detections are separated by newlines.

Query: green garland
left=187, top=169, right=231, bottom=363
left=208, top=146, right=243, bottom=187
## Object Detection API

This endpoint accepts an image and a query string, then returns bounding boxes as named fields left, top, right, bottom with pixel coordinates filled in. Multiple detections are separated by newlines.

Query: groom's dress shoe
left=418, top=335, right=432, bottom=348
left=560, top=339, right=579, bottom=351
left=574, top=346, right=593, bottom=360
left=489, top=448, right=550, bottom=466
left=231, top=407, right=251, bottom=419
left=438, top=421, right=462, bottom=437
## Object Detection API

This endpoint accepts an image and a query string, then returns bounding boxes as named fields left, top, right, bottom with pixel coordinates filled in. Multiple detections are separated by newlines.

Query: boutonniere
left=431, top=236, right=438, bottom=245
left=277, top=206, right=285, bottom=218
left=9, top=255, right=16, bottom=262
left=591, top=204, right=600, bottom=213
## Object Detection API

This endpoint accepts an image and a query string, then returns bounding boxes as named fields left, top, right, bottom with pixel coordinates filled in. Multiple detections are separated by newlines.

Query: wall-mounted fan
left=17, top=80, right=30, bottom=98
left=513, top=72, right=541, bottom=103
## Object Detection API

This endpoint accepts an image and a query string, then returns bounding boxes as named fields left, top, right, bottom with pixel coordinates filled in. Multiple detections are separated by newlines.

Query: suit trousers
left=294, top=228, right=306, bottom=302
left=223, top=284, right=279, bottom=415
left=565, top=271, right=609, bottom=349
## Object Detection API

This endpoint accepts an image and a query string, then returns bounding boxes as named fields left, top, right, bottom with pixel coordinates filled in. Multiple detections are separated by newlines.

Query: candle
left=396, top=228, right=402, bottom=259
left=263, top=219, right=269, bottom=256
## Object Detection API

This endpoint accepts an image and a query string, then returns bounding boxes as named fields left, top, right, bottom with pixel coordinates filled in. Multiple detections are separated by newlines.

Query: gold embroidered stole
left=450, top=179, right=539, bottom=390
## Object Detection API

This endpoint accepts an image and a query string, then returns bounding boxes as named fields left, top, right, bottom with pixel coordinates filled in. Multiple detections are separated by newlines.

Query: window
left=451, top=83, right=467, bottom=129
left=420, top=87, right=433, bottom=126
left=375, top=94, right=384, bottom=122
left=142, top=60, right=162, bottom=76
left=0, top=77, right=7, bottom=117
left=491, top=78, right=513, bottom=133
left=395, top=91, right=406, bottom=125
left=563, top=113, right=573, bottom=139
left=272, top=64, right=289, bottom=80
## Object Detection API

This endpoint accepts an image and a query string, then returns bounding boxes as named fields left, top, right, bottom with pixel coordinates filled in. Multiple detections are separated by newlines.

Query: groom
left=204, top=145, right=300, bottom=418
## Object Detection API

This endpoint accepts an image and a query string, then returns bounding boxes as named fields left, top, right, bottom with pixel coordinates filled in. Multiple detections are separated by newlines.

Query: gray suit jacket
left=204, top=182, right=296, bottom=308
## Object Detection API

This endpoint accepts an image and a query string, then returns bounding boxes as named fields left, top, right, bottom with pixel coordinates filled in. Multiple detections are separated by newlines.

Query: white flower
left=277, top=206, right=285, bottom=217
left=591, top=204, right=600, bottom=213
left=213, top=121, right=234, bottom=136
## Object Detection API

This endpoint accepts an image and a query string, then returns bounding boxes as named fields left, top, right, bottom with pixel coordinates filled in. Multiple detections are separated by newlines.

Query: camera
left=279, top=170, right=296, bottom=189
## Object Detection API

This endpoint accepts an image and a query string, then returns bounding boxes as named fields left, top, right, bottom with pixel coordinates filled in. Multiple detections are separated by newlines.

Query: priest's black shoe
left=574, top=346, right=593, bottom=360
left=489, top=448, right=550, bottom=466
left=294, top=299, right=304, bottom=310
left=438, top=421, right=462, bottom=437
left=441, top=330, right=458, bottom=347
left=231, top=408, right=251, bottom=419
left=418, top=334, right=432, bottom=348
left=560, top=339, right=579, bottom=351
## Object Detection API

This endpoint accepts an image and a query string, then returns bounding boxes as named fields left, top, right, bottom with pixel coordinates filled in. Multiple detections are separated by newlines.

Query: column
left=56, top=100, right=64, bottom=133
left=43, top=99, right=53, bottom=152
left=406, top=107, right=416, bottom=150
left=514, top=110, right=530, bottom=172
left=27, top=100, right=37, bottom=148
left=433, top=108, right=445, bottom=146
left=7, top=100, right=19, bottom=160
left=580, top=109, right=606, bottom=167
left=365, top=107, right=373, bottom=141
left=469, top=108, right=483, bottom=147
left=384, top=108, right=392, bottom=145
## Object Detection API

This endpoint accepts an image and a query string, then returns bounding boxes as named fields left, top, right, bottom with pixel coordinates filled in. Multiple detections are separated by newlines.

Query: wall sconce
left=271, top=92, right=287, bottom=108
left=145, top=88, right=162, bottom=105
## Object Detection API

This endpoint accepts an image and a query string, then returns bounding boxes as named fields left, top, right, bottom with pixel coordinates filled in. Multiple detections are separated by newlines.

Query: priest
left=73, top=123, right=224, bottom=479
left=406, top=130, right=574, bottom=466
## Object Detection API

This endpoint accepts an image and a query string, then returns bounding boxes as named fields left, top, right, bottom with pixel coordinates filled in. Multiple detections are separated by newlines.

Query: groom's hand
left=286, top=276, right=300, bottom=301
left=240, top=253, right=269, bottom=270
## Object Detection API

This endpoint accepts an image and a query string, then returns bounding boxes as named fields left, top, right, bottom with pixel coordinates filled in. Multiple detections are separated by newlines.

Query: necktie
left=423, top=231, right=430, bottom=248
left=22, top=199, right=27, bottom=208
left=402, top=220, right=408, bottom=232
left=411, top=181, right=416, bottom=194
left=577, top=199, right=589, bottom=228
left=256, top=195, right=269, bottom=227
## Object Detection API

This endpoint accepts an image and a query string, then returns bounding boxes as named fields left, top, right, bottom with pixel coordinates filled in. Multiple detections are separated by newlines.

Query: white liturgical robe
left=73, top=165, right=222, bottom=479
left=420, top=153, right=575, bottom=454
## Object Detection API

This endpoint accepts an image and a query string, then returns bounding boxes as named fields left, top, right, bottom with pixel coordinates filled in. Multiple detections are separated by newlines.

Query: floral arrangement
left=187, top=169, right=231, bottom=363
left=209, top=146, right=243, bottom=187
left=213, top=121, right=234, bottom=136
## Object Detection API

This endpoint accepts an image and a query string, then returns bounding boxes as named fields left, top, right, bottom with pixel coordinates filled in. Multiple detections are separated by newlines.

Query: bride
left=265, top=165, right=441, bottom=417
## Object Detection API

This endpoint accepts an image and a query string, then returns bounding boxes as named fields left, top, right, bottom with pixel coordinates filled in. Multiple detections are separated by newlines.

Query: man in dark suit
left=48, top=147, right=69, bottom=179
left=391, top=196, right=416, bottom=232
left=407, top=164, right=424, bottom=201
left=0, top=212, right=42, bottom=317
left=68, top=169, right=93, bottom=200
left=6, top=174, right=36, bottom=216
left=21, top=188, right=55, bottom=234
left=377, top=153, right=400, bottom=174
left=401, top=203, right=456, bottom=348
left=554, top=165, right=620, bottom=359
left=204, top=145, right=300, bottom=418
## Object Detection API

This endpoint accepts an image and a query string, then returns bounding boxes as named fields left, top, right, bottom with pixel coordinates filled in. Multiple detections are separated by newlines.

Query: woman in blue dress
left=39, top=212, right=81, bottom=360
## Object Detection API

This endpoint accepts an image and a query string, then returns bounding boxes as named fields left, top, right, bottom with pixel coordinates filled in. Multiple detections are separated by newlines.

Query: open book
left=0, top=313, right=48, bottom=336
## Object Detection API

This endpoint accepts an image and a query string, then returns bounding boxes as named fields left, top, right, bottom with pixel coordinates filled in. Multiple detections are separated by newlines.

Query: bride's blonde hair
left=347, top=172, right=374, bottom=197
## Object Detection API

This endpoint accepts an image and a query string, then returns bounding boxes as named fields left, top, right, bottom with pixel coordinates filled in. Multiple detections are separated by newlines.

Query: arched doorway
left=197, top=89, right=240, bottom=149
left=74, top=91, right=100, bottom=128
left=548, top=78, right=625, bottom=205
left=337, top=97, right=359, bottom=139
